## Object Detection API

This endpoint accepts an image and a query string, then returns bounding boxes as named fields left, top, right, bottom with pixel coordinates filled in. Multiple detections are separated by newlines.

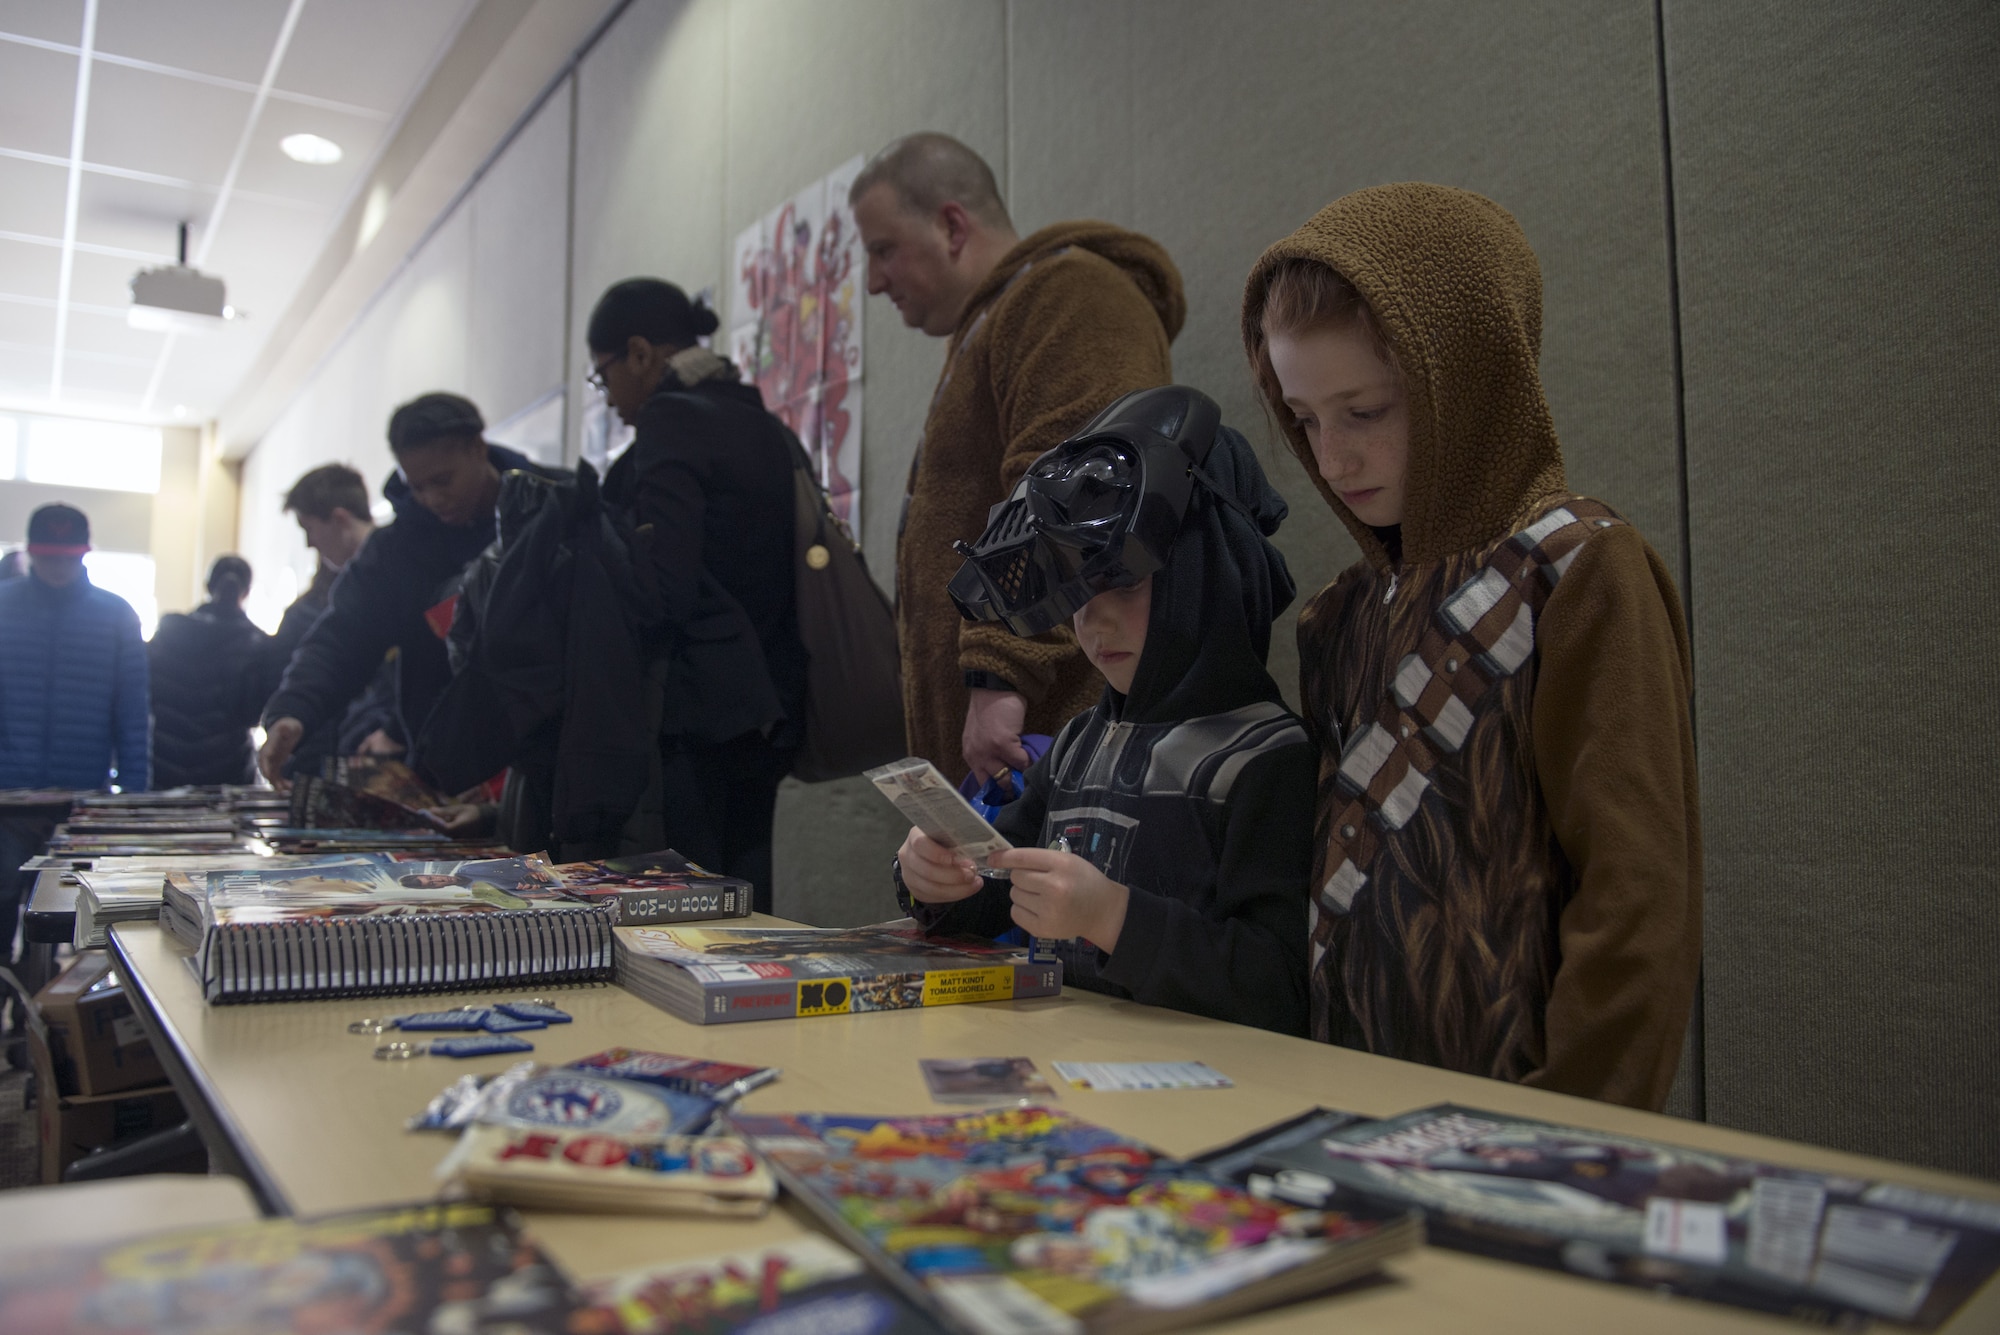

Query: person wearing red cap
left=0, top=502, right=151, bottom=968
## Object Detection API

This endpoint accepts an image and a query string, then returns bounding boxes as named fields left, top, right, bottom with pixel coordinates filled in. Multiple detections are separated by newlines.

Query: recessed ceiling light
left=280, top=133, right=343, bottom=165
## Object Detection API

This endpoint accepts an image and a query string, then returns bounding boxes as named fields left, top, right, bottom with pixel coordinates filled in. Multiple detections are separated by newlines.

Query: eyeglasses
left=586, top=356, right=616, bottom=395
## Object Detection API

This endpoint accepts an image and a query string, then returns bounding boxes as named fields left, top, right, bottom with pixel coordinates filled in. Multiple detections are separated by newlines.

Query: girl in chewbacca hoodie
left=1241, top=183, right=1701, bottom=1110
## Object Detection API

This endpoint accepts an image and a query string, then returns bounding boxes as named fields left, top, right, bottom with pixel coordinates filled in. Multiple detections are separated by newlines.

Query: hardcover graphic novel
left=574, top=1236, right=944, bottom=1334
left=548, top=850, right=754, bottom=925
left=615, top=922, right=1061, bottom=1025
left=1260, top=1105, right=2000, bottom=1328
left=0, top=1201, right=579, bottom=1333
left=730, top=1106, right=1420, bottom=1334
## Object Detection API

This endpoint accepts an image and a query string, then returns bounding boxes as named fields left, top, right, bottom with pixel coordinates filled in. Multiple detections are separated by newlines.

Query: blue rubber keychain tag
left=480, top=1011, right=548, bottom=1033
left=493, top=1000, right=571, bottom=1024
left=395, top=1009, right=493, bottom=1032
left=375, top=1035, right=534, bottom=1060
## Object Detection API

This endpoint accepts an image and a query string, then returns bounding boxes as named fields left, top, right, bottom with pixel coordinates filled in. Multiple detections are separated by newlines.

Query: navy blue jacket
left=262, top=444, right=559, bottom=759
left=0, top=572, right=151, bottom=790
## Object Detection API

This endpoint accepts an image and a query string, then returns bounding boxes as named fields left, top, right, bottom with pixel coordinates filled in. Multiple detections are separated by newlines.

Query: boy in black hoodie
left=895, top=386, right=1315, bottom=1036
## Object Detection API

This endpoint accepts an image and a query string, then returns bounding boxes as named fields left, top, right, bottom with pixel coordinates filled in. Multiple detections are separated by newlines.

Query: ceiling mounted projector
left=129, top=222, right=236, bottom=334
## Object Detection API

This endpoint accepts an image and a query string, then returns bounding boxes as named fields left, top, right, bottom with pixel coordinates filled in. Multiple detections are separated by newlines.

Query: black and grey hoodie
left=900, top=424, right=1315, bottom=1037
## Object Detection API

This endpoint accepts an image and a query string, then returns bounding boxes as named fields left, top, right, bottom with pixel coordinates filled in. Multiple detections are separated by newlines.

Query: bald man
left=850, top=133, right=1185, bottom=784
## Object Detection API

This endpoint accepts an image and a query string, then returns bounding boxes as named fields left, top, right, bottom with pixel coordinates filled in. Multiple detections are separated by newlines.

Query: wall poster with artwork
left=730, top=155, right=866, bottom=532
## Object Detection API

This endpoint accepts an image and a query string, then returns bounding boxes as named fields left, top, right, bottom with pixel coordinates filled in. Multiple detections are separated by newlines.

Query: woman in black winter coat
left=148, top=555, right=270, bottom=787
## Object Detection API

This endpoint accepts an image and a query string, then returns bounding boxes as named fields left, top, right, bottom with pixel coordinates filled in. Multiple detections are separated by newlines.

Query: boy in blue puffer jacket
left=0, top=503, right=150, bottom=968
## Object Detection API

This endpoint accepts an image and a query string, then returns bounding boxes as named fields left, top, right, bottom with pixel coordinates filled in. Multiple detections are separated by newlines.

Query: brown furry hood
left=974, top=220, right=1187, bottom=343
left=1242, top=183, right=1568, bottom=568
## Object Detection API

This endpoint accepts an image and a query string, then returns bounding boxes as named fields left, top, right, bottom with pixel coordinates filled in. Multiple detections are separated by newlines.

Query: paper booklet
left=575, top=1236, right=945, bottom=1334
left=162, top=855, right=614, bottom=1003
left=1212, top=1103, right=2000, bottom=1329
left=445, top=1125, right=776, bottom=1218
left=546, top=848, right=755, bottom=925
left=730, top=1106, right=1421, bottom=1335
left=614, top=920, right=1061, bottom=1025
left=0, top=1201, right=581, bottom=1333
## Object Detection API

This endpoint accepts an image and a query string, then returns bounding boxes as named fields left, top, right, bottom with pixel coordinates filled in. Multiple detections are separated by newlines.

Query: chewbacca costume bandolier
left=1242, top=184, right=1701, bottom=1110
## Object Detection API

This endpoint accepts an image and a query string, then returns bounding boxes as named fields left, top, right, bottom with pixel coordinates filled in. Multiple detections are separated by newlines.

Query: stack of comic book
left=731, top=1106, right=1421, bottom=1334
left=1195, top=1103, right=2000, bottom=1329
left=160, top=855, right=614, bottom=1003
left=613, top=920, right=1061, bottom=1025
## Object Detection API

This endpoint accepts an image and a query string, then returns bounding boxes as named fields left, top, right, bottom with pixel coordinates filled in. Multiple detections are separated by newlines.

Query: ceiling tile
left=0, top=238, right=60, bottom=301
left=56, top=350, right=153, bottom=400
left=64, top=246, right=152, bottom=309
left=231, top=99, right=385, bottom=210
left=0, top=155, right=70, bottom=237
left=94, top=0, right=284, bottom=85
left=0, top=40, right=82, bottom=158
left=86, top=60, right=248, bottom=185
left=66, top=311, right=168, bottom=365
left=202, top=195, right=330, bottom=322
left=75, top=172, right=204, bottom=258
left=0, top=346, right=55, bottom=396
left=277, top=0, right=468, bottom=115
left=0, top=299, right=53, bottom=346
left=0, top=2, right=87, bottom=45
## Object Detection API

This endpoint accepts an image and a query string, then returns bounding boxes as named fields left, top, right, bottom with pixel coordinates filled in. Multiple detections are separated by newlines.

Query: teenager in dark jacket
left=149, top=555, right=268, bottom=787
left=251, top=464, right=396, bottom=779
left=895, top=388, right=1315, bottom=1036
left=258, top=394, right=565, bottom=784
left=587, top=278, right=807, bottom=911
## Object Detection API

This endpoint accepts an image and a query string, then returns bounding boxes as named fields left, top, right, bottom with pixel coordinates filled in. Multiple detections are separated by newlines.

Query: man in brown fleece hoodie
left=1242, top=183, right=1702, bottom=1111
left=850, top=133, right=1185, bottom=783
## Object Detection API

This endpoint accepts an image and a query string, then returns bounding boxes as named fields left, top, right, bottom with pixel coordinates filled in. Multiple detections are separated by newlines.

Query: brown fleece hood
left=972, top=220, right=1187, bottom=342
left=1243, top=183, right=1567, bottom=567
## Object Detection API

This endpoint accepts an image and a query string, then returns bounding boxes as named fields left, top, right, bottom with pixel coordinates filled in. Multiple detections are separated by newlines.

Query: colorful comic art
left=731, top=154, right=867, bottom=529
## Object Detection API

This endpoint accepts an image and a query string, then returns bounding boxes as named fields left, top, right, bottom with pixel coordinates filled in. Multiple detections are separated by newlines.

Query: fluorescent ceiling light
left=280, top=132, right=342, bottom=165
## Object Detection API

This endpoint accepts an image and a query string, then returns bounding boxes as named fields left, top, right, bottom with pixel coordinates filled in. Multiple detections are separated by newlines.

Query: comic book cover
left=0, top=1201, right=579, bottom=1333
left=166, top=855, right=569, bottom=929
left=729, top=1107, right=1420, bottom=1335
left=1275, top=1105, right=2000, bottom=1328
left=614, top=921, right=1061, bottom=1026
left=287, top=773, right=447, bottom=832
left=448, top=1126, right=776, bottom=1218
left=574, top=1236, right=945, bottom=1334
left=324, top=755, right=451, bottom=809
left=548, top=850, right=754, bottom=926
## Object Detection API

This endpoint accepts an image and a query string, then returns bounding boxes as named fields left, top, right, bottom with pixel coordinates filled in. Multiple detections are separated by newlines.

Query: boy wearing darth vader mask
left=894, top=386, right=1314, bottom=1036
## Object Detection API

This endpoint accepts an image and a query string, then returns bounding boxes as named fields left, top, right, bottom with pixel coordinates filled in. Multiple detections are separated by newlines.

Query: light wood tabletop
left=0, top=1175, right=261, bottom=1255
left=106, top=919, right=2000, bottom=1333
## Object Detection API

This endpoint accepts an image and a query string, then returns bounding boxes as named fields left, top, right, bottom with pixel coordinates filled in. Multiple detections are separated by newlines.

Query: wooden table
left=107, top=920, right=2000, bottom=1333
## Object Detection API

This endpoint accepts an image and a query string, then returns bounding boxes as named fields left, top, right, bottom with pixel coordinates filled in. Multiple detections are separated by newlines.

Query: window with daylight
left=83, top=551, right=158, bottom=639
left=23, top=417, right=163, bottom=493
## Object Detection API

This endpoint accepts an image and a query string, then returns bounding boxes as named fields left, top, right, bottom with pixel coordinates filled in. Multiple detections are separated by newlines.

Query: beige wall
left=234, top=0, right=1997, bottom=1176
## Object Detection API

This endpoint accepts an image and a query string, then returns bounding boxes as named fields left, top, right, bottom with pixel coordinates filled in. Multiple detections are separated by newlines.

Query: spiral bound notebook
left=160, top=856, right=614, bottom=1004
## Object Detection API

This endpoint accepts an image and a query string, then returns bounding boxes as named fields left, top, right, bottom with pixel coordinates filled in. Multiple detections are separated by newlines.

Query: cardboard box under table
left=105, top=918, right=2000, bottom=1334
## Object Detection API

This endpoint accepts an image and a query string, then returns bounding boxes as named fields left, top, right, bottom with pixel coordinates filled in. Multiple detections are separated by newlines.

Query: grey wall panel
left=1005, top=1, right=1683, bottom=719
left=466, top=88, right=572, bottom=429
left=572, top=0, right=729, bottom=377
left=1667, top=0, right=2000, bottom=1176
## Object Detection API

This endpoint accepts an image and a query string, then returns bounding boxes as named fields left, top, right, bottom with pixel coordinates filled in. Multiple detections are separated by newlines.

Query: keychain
left=350, top=1001, right=572, bottom=1037
left=375, top=1035, right=535, bottom=1060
